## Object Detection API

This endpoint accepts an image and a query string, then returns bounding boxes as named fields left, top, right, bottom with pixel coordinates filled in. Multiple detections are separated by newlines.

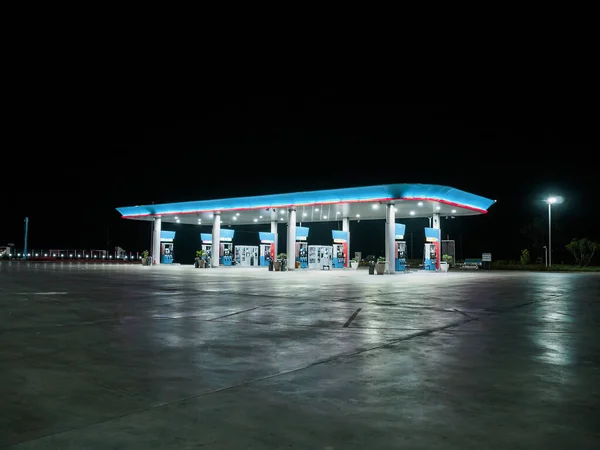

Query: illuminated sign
left=160, top=230, right=176, bottom=242
left=296, top=226, right=309, bottom=241
left=331, top=230, right=348, bottom=243
left=424, top=227, right=440, bottom=242
left=259, top=232, right=275, bottom=243
left=395, top=223, right=406, bottom=240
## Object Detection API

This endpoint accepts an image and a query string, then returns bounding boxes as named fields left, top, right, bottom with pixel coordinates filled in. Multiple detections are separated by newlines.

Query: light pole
left=545, top=196, right=559, bottom=268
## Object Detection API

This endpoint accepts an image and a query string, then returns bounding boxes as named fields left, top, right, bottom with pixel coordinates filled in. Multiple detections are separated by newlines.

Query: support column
left=342, top=216, right=350, bottom=268
left=211, top=212, right=221, bottom=268
left=386, top=204, right=395, bottom=274
left=271, top=220, right=278, bottom=260
left=433, top=213, right=441, bottom=270
left=287, top=208, right=296, bottom=271
left=152, top=216, right=161, bottom=265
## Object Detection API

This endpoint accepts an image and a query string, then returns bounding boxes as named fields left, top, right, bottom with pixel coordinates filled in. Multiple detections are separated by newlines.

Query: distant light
left=52, top=254, right=56, bottom=257
left=93, top=255, right=97, bottom=258
left=44, top=254, right=48, bottom=257
left=418, top=202, right=423, bottom=206
left=209, top=214, right=214, bottom=218
left=315, top=208, right=319, bottom=212
left=236, top=212, right=240, bottom=216
left=109, top=255, right=112, bottom=258
left=17, top=253, right=21, bottom=256
left=451, top=209, right=456, bottom=213
left=259, top=215, right=263, bottom=218
left=280, top=217, right=284, bottom=221
left=393, top=206, right=397, bottom=211
left=547, top=197, right=558, bottom=204
left=436, top=206, right=441, bottom=210
left=303, top=212, right=308, bottom=217
left=176, top=219, right=180, bottom=223
left=372, top=204, right=379, bottom=209
left=174, top=216, right=178, bottom=219
left=69, top=254, right=73, bottom=257
left=356, top=214, right=360, bottom=218
left=253, top=218, right=258, bottom=222
left=409, top=211, right=415, bottom=216
left=233, top=216, right=237, bottom=220
left=323, top=215, right=327, bottom=219
left=280, top=210, right=284, bottom=214
left=336, top=211, right=341, bottom=215
left=35, top=253, right=39, bottom=257
left=77, top=255, right=81, bottom=258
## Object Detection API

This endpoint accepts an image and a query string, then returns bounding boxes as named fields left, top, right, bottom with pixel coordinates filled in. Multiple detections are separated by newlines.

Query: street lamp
left=545, top=196, right=563, bottom=268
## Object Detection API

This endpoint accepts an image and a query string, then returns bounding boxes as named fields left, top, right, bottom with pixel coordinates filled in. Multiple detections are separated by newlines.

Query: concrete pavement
left=1, top=263, right=599, bottom=448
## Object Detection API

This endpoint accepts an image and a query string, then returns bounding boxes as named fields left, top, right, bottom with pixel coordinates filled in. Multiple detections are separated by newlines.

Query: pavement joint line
left=452, top=308, right=473, bottom=318
left=342, top=308, right=363, bottom=328
left=206, top=304, right=273, bottom=321
left=2, top=315, right=480, bottom=449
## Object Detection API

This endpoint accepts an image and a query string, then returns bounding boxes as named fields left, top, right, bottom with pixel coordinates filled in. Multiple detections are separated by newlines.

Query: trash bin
left=194, top=257, right=200, bottom=268
left=368, top=260, right=375, bottom=275
left=268, top=260, right=273, bottom=271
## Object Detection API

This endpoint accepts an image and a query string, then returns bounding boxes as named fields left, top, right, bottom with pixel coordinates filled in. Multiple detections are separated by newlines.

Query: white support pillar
left=152, top=216, right=161, bottom=265
left=211, top=212, right=221, bottom=268
left=342, top=217, right=350, bottom=268
left=433, top=213, right=441, bottom=269
left=385, top=204, right=396, bottom=274
left=287, top=208, right=296, bottom=271
left=271, top=220, right=278, bottom=259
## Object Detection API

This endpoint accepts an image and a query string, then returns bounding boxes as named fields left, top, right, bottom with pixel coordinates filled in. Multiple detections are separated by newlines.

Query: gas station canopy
left=116, top=184, right=495, bottom=226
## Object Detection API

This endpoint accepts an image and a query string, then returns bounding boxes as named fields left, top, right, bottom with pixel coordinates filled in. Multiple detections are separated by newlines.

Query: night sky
left=6, top=95, right=598, bottom=265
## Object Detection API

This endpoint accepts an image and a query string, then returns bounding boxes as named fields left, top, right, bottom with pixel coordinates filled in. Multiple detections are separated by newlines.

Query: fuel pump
left=159, top=230, right=175, bottom=264
left=424, top=227, right=441, bottom=271
left=395, top=241, right=407, bottom=271
left=424, top=243, right=439, bottom=270
left=259, top=244, right=273, bottom=266
left=220, top=243, right=233, bottom=266
left=258, top=232, right=276, bottom=267
left=295, top=227, right=310, bottom=269
left=332, top=243, right=346, bottom=268
left=160, top=241, right=174, bottom=264
left=331, top=230, right=349, bottom=268
left=296, top=242, right=308, bottom=268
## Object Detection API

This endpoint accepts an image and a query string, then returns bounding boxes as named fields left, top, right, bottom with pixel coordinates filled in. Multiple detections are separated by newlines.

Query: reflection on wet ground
left=1, top=263, right=599, bottom=449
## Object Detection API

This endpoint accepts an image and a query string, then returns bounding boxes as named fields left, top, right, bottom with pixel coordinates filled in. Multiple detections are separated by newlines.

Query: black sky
left=5, top=94, right=598, bottom=264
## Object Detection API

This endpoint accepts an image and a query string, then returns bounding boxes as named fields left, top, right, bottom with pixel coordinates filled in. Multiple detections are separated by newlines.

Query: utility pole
left=23, top=217, right=29, bottom=260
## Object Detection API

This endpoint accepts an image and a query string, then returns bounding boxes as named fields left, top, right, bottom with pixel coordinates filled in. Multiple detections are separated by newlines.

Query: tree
left=565, top=238, right=599, bottom=266
left=520, top=249, right=530, bottom=265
